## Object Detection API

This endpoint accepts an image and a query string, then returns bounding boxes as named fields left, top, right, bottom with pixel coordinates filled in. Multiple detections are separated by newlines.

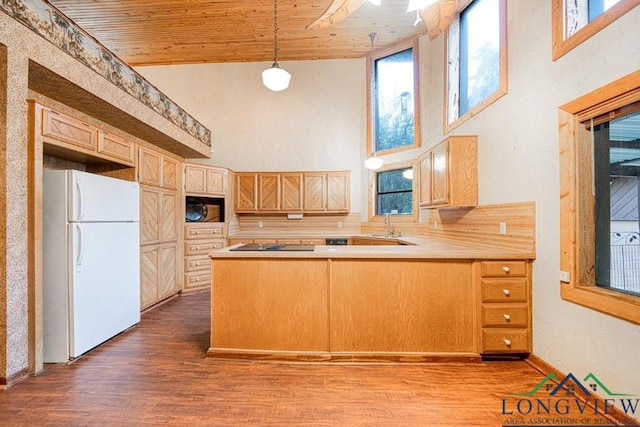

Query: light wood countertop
left=212, top=235, right=535, bottom=260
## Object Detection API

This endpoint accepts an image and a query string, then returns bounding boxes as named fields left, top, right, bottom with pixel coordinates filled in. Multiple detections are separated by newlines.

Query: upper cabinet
left=235, top=171, right=349, bottom=214
left=138, top=146, right=179, bottom=190
left=184, top=163, right=227, bottom=196
left=33, top=101, right=135, bottom=167
left=418, top=135, right=477, bottom=209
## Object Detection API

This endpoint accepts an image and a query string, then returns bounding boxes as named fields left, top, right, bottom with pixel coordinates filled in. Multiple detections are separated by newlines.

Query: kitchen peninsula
left=208, top=233, right=534, bottom=362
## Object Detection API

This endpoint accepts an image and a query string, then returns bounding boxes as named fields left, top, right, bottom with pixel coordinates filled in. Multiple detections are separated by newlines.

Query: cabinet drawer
left=481, top=304, right=528, bottom=327
left=184, top=224, right=224, bottom=239
left=480, top=261, right=527, bottom=277
left=482, top=329, right=529, bottom=353
left=300, top=239, right=325, bottom=245
left=184, top=255, right=210, bottom=272
left=184, top=239, right=225, bottom=255
left=184, top=271, right=211, bottom=289
left=480, top=279, right=528, bottom=302
left=276, top=239, right=301, bottom=244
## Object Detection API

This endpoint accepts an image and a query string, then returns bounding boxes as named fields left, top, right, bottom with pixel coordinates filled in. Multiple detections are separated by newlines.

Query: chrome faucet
left=384, top=213, right=393, bottom=237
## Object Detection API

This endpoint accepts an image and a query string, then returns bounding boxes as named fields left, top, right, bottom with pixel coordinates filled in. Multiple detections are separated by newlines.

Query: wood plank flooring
left=0, top=292, right=614, bottom=426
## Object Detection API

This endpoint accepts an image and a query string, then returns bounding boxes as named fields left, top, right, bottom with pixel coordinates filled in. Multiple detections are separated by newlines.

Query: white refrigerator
left=43, top=170, right=141, bottom=363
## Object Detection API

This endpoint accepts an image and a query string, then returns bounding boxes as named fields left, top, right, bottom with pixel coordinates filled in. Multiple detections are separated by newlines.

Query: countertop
left=211, top=234, right=535, bottom=260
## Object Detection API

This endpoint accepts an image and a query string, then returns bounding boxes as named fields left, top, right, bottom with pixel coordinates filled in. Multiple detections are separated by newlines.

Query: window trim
left=444, top=0, right=508, bottom=134
left=552, top=0, right=640, bottom=61
left=366, top=38, right=422, bottom=158
left=369, top=160, right=418, bottom=223
left=559, top=69, right=640, bottom=325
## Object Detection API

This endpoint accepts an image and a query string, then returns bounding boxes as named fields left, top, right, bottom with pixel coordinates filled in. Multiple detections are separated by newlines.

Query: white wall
left=137, top=59, right=366, bottom=211
left=138, top=0, right=640, bottom=406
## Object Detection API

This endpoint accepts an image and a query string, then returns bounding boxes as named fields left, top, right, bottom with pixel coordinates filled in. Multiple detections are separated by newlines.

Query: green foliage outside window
left=376, top=168, right=413, bottom=215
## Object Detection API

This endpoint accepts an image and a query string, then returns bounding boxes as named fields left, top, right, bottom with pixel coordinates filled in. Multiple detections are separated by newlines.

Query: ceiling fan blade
left=306, top=0, right=367, bottom=30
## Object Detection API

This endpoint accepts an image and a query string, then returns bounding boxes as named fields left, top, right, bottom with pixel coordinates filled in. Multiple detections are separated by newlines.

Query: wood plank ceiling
left=46, top=0, right=430, bottom=66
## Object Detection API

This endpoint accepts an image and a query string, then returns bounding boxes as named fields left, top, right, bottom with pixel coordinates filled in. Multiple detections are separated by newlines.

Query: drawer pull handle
left=195, top=246, right=200, bottom=250
left=214, top=230, right=220, bottom=234
left=195, top=262, right=200, bottom=266
left=503, top=289, right=511, bottom=296
left=195, top=278, right=200, bottom=282
left=504, top=339, right=512, bottom=346
left=195, top=231, right=200, bottom=234
left=503, top=314, right=511, bottom=321
left=503, top=266, right=510, bottom=273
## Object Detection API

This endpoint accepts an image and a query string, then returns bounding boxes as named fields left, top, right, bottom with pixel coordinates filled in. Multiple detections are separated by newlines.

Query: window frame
left=552, top=0, right=640, bottom=61
left=444, top=0, right=508, bottom=133
left=369, top=160, right=418, bottom=222
left=366, top=39, right=421, bottom=159
left=559, top=69, right=640, bottom=325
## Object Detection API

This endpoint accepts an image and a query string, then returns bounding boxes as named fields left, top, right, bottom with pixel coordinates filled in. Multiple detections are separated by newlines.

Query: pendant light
left=262, top=0, right=291, bottom=91
left=365, top=32, right=383, bottom=171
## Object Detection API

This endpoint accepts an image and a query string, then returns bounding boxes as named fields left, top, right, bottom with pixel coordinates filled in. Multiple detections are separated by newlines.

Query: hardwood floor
left=0, top=292, right=614, bottom=426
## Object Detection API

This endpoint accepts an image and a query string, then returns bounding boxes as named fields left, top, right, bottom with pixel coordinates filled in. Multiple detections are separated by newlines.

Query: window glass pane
left=459, top=0, right=500, bottom=115
left=593, top=107, right=640, bottom=296
left=374, top=48, right=415, bottom=152
left=376, top=168, right=413, bottom=215
left=588, top=0, right=621, bottom=22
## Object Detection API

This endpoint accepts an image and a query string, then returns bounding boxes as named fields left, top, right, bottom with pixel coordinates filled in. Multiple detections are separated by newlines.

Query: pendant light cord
left=273, top=0, right=280, bottom=66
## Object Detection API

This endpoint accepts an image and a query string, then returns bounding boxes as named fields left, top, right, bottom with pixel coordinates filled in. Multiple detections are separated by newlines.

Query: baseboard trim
left=0, top=367, right=30, bottom=389
left=526, top=354, right=639, bottom=426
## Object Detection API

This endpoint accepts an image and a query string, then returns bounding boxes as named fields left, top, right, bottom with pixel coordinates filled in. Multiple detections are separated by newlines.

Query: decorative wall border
left=0, top=0, right=211, bottom=147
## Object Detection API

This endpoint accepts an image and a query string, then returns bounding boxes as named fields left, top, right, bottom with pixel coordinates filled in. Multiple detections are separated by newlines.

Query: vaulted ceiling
left=46, top=0, right=434, bottom=66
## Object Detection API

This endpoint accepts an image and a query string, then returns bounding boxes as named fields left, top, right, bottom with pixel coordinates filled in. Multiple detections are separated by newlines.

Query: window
left=376, top=167, right=414, bottom=216
left=445, top=0, right=507, bottom=130
left=559, top=69, right=640, bottom=324
left=552, top=0, right=639, bottom=60
left=367, top=40, right=421, bottom=157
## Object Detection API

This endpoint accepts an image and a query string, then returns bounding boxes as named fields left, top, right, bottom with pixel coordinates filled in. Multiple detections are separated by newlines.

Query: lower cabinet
left=140, top=243, right=179, bottom=310
left=183, top=223, right=226, bottom=291
left=476, top=260, right=532, bottom=354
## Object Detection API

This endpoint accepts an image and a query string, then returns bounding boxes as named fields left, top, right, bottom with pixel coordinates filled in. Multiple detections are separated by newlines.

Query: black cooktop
left=230, top=243, right=315, bottom=252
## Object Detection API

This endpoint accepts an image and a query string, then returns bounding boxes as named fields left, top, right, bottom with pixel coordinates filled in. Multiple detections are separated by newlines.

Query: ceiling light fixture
left=262, top=0, right=291, bottom=91
left=368, top=0, right=382, bottom=5
left=407, top=0, right=438, bottom=12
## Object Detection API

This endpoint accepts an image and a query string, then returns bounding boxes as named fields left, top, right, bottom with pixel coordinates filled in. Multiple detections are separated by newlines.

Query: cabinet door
left=160, top=191, right=178, bottom=242
left=431, top=142, right=449, bottom=205
left=206, top=168, right=227, bottom=195
left=138, top=147, right=162, bottom=187
left=326, top=172, right=349, bottom=212
left=97, top=131, right=135, bottom=166
left=162, top=157, right=179, bottom=191
left=236, top=173, right=258, bottom=212
left=258, top=173, right=281, bottom=211
left=140, top=245, right=159, bottom=309
left=303, top=173, right=326, bottom=211
left=140, top=186, right=160, bottom=245
left=41, top=108, right=96, bottom=151
left=281, top=173, right=303, bottom=212
left=184, top=164, right=207, bottom=194
left=158, top=243, right=179, bottom=299
left=418, top=151, right=432, bottom=207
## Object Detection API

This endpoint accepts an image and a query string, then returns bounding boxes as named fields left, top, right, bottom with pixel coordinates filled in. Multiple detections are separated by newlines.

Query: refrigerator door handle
left=75, top=177, right=84, bottom=221
left=76, top=224, right=84, bottom=273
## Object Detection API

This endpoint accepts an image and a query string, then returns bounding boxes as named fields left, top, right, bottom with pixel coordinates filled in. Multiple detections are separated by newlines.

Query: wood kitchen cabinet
left=419, top=135, right=477, bottom=208
left=235, top=171, right=349, bottom=214
left=141, top=243, right=179, bottom=309
left=303, top=171, right=350, bottom=213
left=184, top=163, right=227, bottom=196
left=235, top=173, right=258, bottom=212
left=32, top=101, right=135, bottom=168
left=183, top=222, right=225, bottom=291
left=476, top=260, right=532, bottom=354
left=137, top=145, right=183, bottom=309
left=258, top=173, right=281, bottom=211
